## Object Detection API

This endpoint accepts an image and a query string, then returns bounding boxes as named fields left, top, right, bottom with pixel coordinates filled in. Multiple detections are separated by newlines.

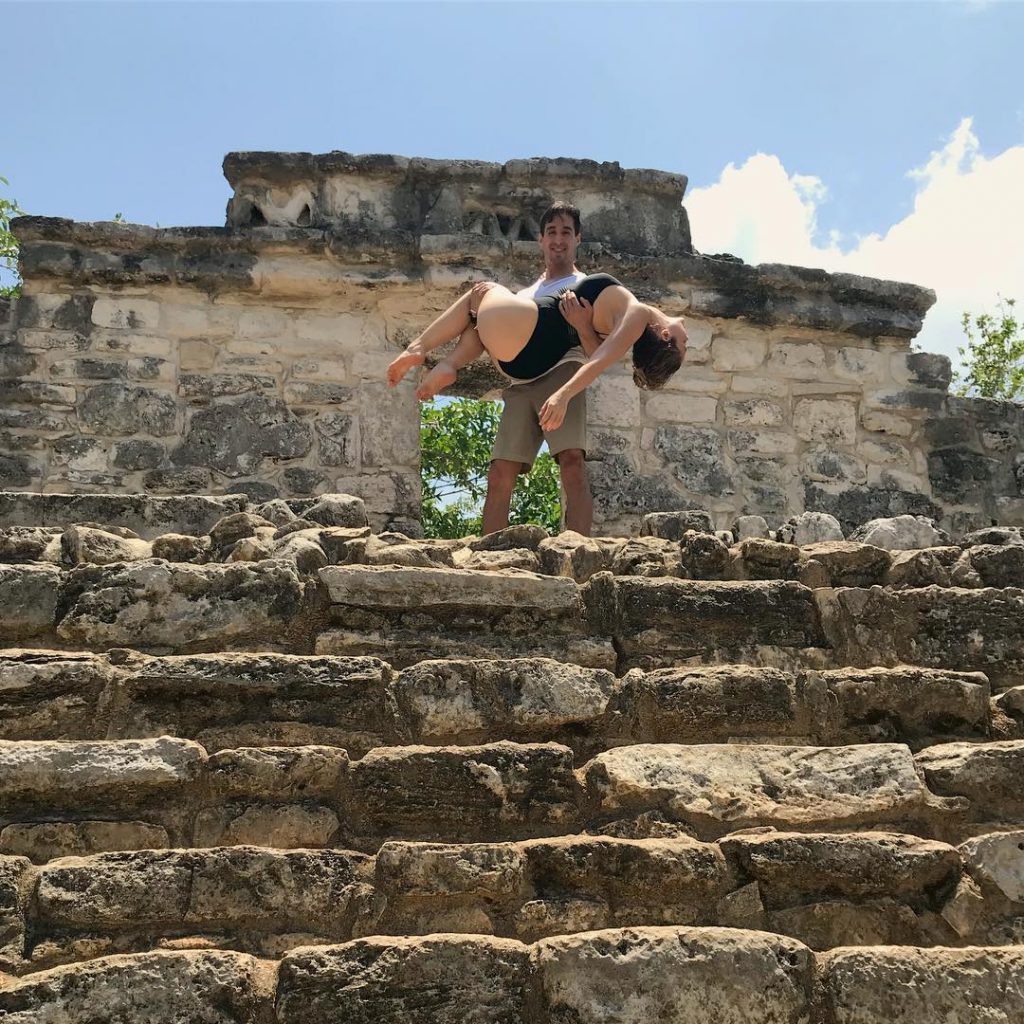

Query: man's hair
left=632, top=326, right=683, bottom=390
left=539, top=201, right=581, bottom=235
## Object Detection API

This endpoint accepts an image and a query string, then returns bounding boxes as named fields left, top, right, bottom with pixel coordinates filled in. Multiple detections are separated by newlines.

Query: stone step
left=0, top=650, right=1007, bottom=757
left=2, top=738, right=1022, bottom=859
left=3, top=828, right=1024, bottom=978
left=3, top=932, right=1023, bottom=1022
left=3, top=560, right=1022, bottom=683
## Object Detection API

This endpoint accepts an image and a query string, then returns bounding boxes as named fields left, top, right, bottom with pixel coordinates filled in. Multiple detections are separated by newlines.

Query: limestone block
left=112, top=652, right=389, bottom=756
left=0, top=949, right=272, bottom=1023
left=821, top=666, right=990, bottom=744
left=730, top=374, right=788, bottom=397
left=376, top=840, right=526, bottom=902
left=729, top=429, right=798, bottom=455
left=348, top=742, right=579, bottom=843
left=610, top=665, right=812, bottom=744
left=610, top=537, right=681, bottom=576
left=711, top=335, right=766, bottom=371
left=778, top=512, right=844, bottom=545
left=535, top=926, right=812, bottom=1024
left=724, top=398, right=784, bottom=427
left=818, top=946, right=1024, bottom=1023
left=850, top=514, right=948, bottom=550
left=861, top=409, right=915, bottom=437
left=0, top=821, right=169, bottom=862
left=680, top=318, right=712, bottom=359
left=885, top=547, right=958, bottom=588
left=801, top=446, right=867, bottom=484
left=90, top=297, right=161, bottom=330
left=195, top=802, right=339, bottom=848
left=60, top=524, right=153, bottom=565
left=387, top=658, right=614, bottom=746
left=640, top=509, right=713, bottom=539
left=731, top=538, right=800, bottom=580
left=0, top=379, right=77, bottom=407
left=660, top=368, right=727, bottom=394
left=797, top=542, right=891, bottom=588
left=866, top=466, right=927, bottom=493
left=521, top=836, right=729, bottom=931
left=151, top=532, right=211, bottom=563
left=56, top=559, right=308, bottom=650
left=960, top=831, right=1024, bottom=902
left=237, top=307, right=292, bottom=338
left=0, top=854, right=30, bottom=968
left=644, top=393, right=718, bottom=423
left=964, top=527, right=1024, bottom=547
left=594, top=577, right=822, bottom=670
left=277, top=934, right=531, bottom=1024
left=78, top=383, right=177, bottom=436
left=680, top=529, right=729, bottom=579
left=538, top=532, right=611, bottom=582
left=793, top=398, right=857, bottom=446
left=590, top=373, right=640, bottom=427
left=959, top=544, right=1024, bottom=588
left=38, top=847, right=368, bottom=938
left=0, top=737, right=204, bottom=813
left=468, top=525, right=549, bottom=552
left=303, top=493, right=368, bottom=528
left=321, top=564, right=579, bottom=615
left=0, top=525, right=63, bottom=565
left=0, top=650, right=119, bottom=741
left=158, top=303, right=211, bottom=337
left=722, top=831, right=959, bottom=906
left=916, top=740, right=1024, bottom=818
left=174, top=394, right=312, bottom=477
left=462, top=548, right=542, bottom=573
left=581, top=742, right=933, bottom=836
left=834, top=346, right=890, bottom=383
left=732, top=514, right=771, bottom=541
left=0, top=564, right=59, bottom=641
left=204, top=745, right=347, bottom=803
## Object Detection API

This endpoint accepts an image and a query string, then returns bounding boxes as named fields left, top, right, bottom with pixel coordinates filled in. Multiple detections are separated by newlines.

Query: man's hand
left=539, top=388, right=571, bottom=432
left=559, top=292, right=594, bottom=333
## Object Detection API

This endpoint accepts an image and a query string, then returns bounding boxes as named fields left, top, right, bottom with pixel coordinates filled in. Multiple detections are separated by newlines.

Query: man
left=480, top=201, right=596, bottom=535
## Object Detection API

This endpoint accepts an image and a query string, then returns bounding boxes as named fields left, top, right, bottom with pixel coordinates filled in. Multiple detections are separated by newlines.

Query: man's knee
left=555, top=449, right=587, bottom=478
left=488, top=458, right=523, bottom=490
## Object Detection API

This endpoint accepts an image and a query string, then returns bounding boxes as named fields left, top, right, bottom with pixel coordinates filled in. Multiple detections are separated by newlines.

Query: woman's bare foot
left=386, top=349, right=425, bottom=387
left=415, top=361, right=458, bottom=401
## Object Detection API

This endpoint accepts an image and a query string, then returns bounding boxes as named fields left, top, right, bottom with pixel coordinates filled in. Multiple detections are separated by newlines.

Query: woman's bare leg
left=415, top=324, right=484, bottom=401
left=387, top=284, right=490, bottom=387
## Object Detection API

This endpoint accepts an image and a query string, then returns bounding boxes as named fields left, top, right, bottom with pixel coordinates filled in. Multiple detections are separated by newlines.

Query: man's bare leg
left=481, top=458, right=522, bottom=535
left=556, top=449, right=593, bottom=536
left=387, top=283, right=493, bottom=387
left=415, top=324, right=485, bottom=401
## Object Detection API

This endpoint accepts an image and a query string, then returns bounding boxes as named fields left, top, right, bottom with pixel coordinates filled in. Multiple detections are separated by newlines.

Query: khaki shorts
left=492, top=361, right=587, bottom=471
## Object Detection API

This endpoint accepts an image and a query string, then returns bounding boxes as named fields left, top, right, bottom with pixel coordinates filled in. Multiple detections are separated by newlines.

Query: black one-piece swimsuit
left=497, top=273, right=623, bottom=379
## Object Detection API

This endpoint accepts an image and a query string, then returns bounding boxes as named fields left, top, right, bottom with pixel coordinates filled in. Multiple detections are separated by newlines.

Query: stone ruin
left=0, top=150, right=1023, bottom=1021
left=1, top=149, right=1022, bottom=534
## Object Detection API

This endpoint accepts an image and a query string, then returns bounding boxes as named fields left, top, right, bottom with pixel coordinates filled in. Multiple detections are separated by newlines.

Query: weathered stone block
left=91, top=296, right=161, bottom=330
left=959, top=830, right=1024, bottom=902
left=0, top=854, right=30, bottom=968
left=387, top=658, right=614, bottom=748
left=56, top=559, right=309, bottom=650
left=581, top=742, right=934, bottom=837
left=0, top=820, right=169, bottom=862
left=535, top=926, right=812, bottom=1023
left=349, top=742, right=579, bottom=843
left=711, top=335, right=766, bottom=371
left=0, top=564, right=59, bottom=641
left=0, top=737, right=204, bottom=814
left=915, top=740, right=1024, bottom=818
left=277, top=935, right=531, bottom=1024
left=794, top=399, right=857, bottom=446
left=817, top=946, right=1024, bottom=1023
left=78, top=383, right=177, bottom=436
left=0, top=949, right=272, bottom=1023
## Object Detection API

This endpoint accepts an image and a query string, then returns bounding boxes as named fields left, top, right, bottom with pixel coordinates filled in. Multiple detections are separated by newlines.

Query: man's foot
left=415, top=361, right=458, bottom=401
left=386, top=349, right=425, bottom=387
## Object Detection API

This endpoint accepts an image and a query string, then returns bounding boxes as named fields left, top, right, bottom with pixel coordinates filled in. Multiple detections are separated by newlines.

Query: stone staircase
left=1, top=494, right=1023, bottom=1021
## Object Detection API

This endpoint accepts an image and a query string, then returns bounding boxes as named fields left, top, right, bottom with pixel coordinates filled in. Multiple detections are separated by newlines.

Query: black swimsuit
left=497, top=273, right=624, bottom=379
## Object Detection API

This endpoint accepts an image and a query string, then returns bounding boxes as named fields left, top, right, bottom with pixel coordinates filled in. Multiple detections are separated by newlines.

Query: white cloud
left=685, top=118, right=1024, bottom=364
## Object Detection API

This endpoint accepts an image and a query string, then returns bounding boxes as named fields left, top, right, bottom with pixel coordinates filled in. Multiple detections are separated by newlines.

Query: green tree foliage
left=955, top=297, right=1024, bottom=402
left=420, top=398, right=562, bottom=538
left=0, top=175, right=25, bottom=298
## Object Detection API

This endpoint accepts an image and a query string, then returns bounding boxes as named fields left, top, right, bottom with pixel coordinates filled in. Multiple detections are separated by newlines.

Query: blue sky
left=5, top=1, right=1024, bottom=358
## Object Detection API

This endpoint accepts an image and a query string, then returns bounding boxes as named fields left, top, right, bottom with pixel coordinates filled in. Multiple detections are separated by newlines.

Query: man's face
left=539, top=213, right=580, bottom=274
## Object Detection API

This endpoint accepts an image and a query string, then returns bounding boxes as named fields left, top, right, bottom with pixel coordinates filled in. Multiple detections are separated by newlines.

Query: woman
left=386, top=273, right=687, bottom=431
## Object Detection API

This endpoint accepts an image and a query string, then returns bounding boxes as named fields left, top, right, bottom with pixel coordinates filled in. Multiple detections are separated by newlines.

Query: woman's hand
left=539, top=388, right=571, bottom=432
left=559, top=292, right=594, bottom=333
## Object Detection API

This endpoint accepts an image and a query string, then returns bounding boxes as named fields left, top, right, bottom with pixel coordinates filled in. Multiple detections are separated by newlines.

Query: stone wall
left=2, top=151, right=1021, bottom=534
